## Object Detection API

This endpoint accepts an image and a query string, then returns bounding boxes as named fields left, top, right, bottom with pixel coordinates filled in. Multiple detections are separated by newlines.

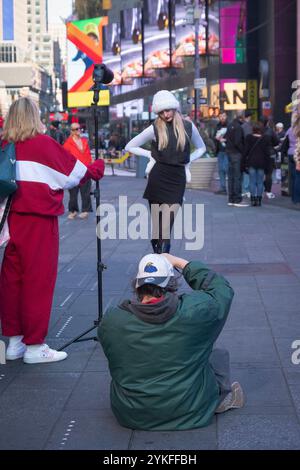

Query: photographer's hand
left=161, top=254, right=188, bottom=271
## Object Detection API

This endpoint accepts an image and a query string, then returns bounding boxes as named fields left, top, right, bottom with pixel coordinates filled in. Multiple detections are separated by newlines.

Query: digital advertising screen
left=67, top=16, right=110, bottom=107
left=103, top=22, right=122, bottom=86
left=143, top=0, right=183, bottom=78
left=174, top=0, right=207, bottom=59
left=208, top=0, right=220, bottom=55
left=120, top=7, right=143, bottom=84
left=220, top=0, right=247, bottom=64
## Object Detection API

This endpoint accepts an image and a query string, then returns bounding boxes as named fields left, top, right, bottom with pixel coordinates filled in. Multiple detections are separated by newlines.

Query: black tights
left=148, top=201, right=179, bottom=253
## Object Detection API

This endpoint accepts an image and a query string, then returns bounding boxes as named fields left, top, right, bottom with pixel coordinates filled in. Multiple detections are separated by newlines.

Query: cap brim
left=136, top=276, right=170, bottom=288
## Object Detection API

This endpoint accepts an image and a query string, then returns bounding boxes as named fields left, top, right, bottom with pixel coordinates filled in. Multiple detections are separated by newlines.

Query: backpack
left=0, top=142, right=17, bottom=235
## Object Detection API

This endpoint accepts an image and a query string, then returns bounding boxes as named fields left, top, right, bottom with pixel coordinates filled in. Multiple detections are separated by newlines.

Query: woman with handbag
left=0, top=98, right=104, bottom=364
left=243, top=122, right=271, bottom=207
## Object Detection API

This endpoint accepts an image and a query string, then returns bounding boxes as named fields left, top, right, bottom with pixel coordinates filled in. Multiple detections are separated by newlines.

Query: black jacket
left=243, top=134, right=271, bottom=170
left=225, top=119, right=244, bottom=155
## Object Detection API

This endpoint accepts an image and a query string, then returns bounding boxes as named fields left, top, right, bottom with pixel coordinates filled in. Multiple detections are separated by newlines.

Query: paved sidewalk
left=1, top=176, right=300, bottom=450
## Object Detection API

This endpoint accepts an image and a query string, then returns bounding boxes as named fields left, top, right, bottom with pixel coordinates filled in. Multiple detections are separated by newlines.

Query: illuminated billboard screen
left=120, top=7, right=143, bottom=84
left=220, top=0, right=247, bottom=64
left=174, top=0, right=207, bottom=58
left=143, top=0, right=183, bottom=77
left=67, top=16, right=110, bottom=107
left=103, top=22, right=122, bottom=86
left=208, top=0, right=220, bottom=55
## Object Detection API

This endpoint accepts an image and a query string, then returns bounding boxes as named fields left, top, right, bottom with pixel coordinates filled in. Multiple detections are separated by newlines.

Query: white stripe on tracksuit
left=16, top=159, right=87, bottom=190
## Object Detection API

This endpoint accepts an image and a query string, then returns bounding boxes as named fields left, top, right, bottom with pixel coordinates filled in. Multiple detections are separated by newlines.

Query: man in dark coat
left=226, top=111, right=249, bottom=206
left=98, top=253, right=245, bottom=431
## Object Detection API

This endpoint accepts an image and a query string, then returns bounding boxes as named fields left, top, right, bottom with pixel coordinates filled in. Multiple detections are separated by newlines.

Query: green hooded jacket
left=98, top=261, right=234, bottom=431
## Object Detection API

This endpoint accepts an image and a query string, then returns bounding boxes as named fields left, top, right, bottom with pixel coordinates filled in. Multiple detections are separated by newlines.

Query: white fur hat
left=152, top=90, right=180, bottom=114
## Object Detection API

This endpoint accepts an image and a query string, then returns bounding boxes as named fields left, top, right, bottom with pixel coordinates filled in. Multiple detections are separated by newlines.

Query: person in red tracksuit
left=0, top=97, right=105, bottom=364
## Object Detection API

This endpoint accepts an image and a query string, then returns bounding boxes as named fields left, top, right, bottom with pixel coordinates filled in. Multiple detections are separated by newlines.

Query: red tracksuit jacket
left=10, top=133, right=104, bottom=215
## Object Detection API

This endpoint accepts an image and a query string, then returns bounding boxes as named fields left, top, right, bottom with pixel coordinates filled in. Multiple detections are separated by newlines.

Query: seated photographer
left=98, top=253, right=245, bottom=431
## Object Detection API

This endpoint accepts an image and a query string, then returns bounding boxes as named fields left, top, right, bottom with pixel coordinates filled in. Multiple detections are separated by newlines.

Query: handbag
left=0, top=141, right=17, bottom=198
left=0, top=141, right=17, bottom=245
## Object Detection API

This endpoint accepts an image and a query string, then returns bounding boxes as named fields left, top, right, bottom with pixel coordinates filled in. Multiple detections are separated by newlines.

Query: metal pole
left=194, top=0, right=200, bottom=124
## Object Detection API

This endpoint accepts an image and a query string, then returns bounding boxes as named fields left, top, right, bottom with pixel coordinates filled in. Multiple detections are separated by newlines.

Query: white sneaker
left=78, top=211, right=89, bottom=219
left=215, top=382, right=245, bottom=413
left=6, top=336, right=26, bottom=360
left=266, top=192, right=275, bottom=199
left=23, top=344, right=68, bottom=364
left=68, top=211, right=78, bottom=220
left=233, top=202, right=250, bottom=207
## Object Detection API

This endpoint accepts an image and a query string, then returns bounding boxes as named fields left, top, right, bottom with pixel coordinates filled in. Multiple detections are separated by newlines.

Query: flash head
left=93, top=63, right=114, bottom=85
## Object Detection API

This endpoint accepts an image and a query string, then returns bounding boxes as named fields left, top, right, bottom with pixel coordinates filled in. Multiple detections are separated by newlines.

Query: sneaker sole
left=23, top=353, right=68, bottom=364
left=6, top=352, right=26, bottom=360
left=231, top=382, right=245, bottom=408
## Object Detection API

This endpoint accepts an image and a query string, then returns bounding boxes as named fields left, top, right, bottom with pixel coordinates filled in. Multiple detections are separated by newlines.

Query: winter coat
left=98, top=261, right=234, bottom=431
left=63, top=136, right=93, bottom=166
left=10, top=134, right=104, bottom=216
left=225, top=118, right=244, bottom=154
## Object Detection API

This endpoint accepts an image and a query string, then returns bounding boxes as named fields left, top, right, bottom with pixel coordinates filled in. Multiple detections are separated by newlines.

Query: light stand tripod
left=58, top=64, right=114, bottom=351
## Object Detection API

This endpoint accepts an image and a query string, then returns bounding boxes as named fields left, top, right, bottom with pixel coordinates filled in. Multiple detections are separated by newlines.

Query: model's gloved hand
left=185, top=163, right=191, bottom=183
left=145, top=156, right=156, bottom=177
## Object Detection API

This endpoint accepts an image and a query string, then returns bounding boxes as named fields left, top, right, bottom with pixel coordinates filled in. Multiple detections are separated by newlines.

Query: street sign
left=185, top=6, right=194, bottom=25
left=194, top=78, right=207, bottom=89
left=187, top=97, right=194, bottom=105
left=199, top=98, right=208, bottom=105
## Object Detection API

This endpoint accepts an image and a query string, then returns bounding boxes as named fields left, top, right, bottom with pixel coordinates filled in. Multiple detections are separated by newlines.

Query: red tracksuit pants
left=0, top=212, right=59, bottom=344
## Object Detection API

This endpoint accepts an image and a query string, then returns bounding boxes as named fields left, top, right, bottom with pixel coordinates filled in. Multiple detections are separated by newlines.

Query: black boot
left=251, top=196, right=257, bottom=207
left=257, top=196, right=262, bottom=207
left=161, top=241, right=171, bottom=253
left=151, top=239, right=159, bottom=253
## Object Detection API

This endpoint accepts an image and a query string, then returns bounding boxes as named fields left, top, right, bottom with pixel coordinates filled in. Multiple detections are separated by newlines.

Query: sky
left=47, top=0, right=73, bottom=24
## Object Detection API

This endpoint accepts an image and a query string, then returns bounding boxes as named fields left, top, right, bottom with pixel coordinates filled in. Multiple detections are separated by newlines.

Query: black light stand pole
left=58, top=64, right=114, bottom=351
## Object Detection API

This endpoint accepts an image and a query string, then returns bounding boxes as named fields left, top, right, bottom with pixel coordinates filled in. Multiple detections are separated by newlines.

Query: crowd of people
left=212, top=110, right=300, bottom=206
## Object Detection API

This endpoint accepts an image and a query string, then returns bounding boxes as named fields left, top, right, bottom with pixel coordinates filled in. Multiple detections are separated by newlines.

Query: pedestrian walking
left=99, top=253, right=244, bottom=431
left=0, top=98, right=104, bottom=364
left=125, top=90, right=206, bottom=254
left=63, top=123, right=94, bottom=220
left=289, top=110, right=300, bottom=204
left=262, top=118, right=280, bottom=199
left=47, top=121, right=65, bottom=145
left=225, top=111, right=248, bottom=207
left=243, top=122, right=271, bottom=207
left=214, top=112, right=229, bottom=195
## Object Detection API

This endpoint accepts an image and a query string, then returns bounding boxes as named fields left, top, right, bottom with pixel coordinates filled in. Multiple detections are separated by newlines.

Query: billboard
left=67, top=16, right=110, bottom=107
left=103, top=22, right=122, bottom=86
left=120, top=7, right=143, bottom=84
left=220, top=0, right=247, bottom=64
left=143, top=0, right=183, bottom=78
left=174, top=0, right=206, bottom=58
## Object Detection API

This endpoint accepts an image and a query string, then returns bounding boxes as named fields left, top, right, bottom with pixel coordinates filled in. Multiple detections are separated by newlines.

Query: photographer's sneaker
left=23, top=344, right=68, bottom=364
left=215, top=382, right=245, bottom=413
left=6, top=335, right=26, bottom=360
